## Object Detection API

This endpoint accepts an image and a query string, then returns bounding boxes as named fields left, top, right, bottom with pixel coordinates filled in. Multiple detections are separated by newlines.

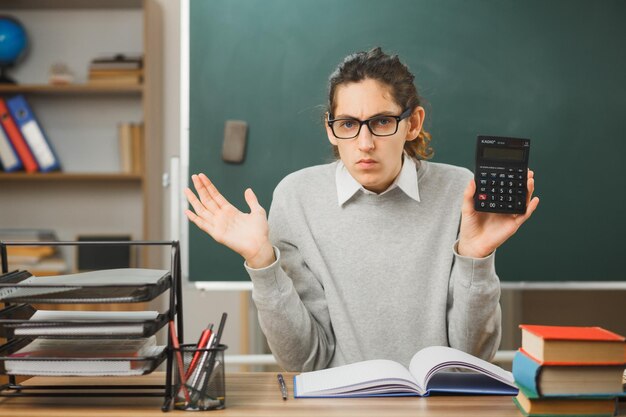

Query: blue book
left=0, top=123, right=22, bottom=172
left=6, top=95, right=61, bottom=172
left=293, top=346, right=518, bottom=398
left=512, top=350, right=625, bottom=398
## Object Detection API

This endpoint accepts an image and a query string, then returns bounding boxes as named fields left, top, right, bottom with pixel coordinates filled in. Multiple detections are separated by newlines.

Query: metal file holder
left=0, top=240, right=184, bottom=412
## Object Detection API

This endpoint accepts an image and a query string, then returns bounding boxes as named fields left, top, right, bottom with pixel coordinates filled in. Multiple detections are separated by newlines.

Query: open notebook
left=294, top=346, right=518, bottom=398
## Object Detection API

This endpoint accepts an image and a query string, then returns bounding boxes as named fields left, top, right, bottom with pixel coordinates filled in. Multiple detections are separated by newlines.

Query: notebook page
left=295, top=359, right=420, bottom=396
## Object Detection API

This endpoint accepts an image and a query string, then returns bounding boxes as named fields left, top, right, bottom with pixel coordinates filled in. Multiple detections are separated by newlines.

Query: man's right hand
left=184, top=173, right=276, bottom=269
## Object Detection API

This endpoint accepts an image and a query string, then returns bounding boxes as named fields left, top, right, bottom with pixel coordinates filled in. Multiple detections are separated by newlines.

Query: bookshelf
left=0, top=0, right=163, bottom=268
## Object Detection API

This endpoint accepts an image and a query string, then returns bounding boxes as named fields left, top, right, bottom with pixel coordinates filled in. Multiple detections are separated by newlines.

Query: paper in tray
left=0, top=336, right=168, bottom=376
left=0, top=304, right=169, bottom=339
left=0, top=268, right=171, bottom=303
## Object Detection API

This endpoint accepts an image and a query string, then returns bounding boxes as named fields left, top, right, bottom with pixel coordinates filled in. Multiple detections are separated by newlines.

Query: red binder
left=0, top=98, right=38, bottom=173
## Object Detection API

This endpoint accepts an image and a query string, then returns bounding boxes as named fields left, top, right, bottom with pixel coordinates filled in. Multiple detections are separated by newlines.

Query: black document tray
left=0, top=269, right=171, bottom=304
left=0, top=304, right=169, bottom=339
left=0, top=337, right=168, bottom=376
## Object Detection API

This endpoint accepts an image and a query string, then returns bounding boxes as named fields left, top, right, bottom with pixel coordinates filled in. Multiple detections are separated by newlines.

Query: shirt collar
left=335, top=154, right=421, bottom=206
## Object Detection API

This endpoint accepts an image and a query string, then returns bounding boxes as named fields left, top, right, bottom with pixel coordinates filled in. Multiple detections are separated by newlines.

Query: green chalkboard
left=189, top=0, right=626, bottom=282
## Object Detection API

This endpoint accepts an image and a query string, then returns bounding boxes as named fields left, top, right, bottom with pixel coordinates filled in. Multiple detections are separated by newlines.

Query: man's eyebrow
left=333, top=110, right=398, bottom=119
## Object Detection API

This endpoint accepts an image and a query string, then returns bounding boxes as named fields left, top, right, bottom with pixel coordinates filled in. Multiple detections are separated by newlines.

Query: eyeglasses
left=327, top=108, right=412, bottom=139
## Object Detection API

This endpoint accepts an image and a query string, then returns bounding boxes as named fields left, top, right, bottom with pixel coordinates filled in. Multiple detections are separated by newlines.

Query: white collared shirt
left=335, top=154, right=421, bottom=206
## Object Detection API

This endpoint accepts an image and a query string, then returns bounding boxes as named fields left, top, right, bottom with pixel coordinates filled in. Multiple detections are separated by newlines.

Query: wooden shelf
left=0, top=173, right=143, bottom=182
left=0, top=84, right=143, bottom=95
left=2, top=0, right=142, bottom=9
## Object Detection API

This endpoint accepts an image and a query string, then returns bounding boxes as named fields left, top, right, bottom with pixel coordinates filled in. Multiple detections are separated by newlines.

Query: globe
left=0, top=16, right=28, bottom=84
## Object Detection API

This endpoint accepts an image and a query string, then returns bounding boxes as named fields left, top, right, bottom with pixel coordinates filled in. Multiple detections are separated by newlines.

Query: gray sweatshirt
left=245, top=160, right=501, bottom=371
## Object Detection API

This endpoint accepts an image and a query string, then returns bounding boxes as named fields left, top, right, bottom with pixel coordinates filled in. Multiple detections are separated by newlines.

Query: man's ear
left=325, top=113, right=338, bottom=146
left=406, top=106, right=425, bottom=142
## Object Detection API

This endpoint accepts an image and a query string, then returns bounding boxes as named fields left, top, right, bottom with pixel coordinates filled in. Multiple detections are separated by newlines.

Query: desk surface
left=0, top=372, right=624, bottom=417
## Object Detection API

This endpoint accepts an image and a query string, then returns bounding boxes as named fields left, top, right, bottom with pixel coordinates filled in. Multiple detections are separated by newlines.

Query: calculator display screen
left=481, top=147, right=525, bottom=162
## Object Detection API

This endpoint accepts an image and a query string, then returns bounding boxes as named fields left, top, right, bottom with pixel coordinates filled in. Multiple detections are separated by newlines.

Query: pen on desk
left=277, top=373, right=288, bottom=400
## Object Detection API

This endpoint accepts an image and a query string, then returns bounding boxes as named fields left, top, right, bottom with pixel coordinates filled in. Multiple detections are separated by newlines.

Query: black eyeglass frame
left=327, top=108, right=413, bottom=139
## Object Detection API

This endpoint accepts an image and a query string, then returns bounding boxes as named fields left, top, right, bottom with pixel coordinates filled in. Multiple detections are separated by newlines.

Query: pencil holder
left=173, top=344, right=227, bottom=411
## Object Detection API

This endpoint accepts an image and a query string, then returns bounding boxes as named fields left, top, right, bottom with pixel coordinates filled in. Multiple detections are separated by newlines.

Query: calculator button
left=490, top=172, right=498, bottom=179
left=490, top=187, right=496, bottom=193
left=517, top=174, right=524, bottom=180
left=508, top=188, right=514, bottom=194
left=499, top=180, right=506, bottom=187
left=507, top=195, right=514, bottom=202
left=498, top=195, right=505, bottom=202
left=506, top=203, right=514, bottom=210
left=480, top=172, right=488, bottom=178
left=480, top=179, right=487, bottom=186
left=478, top=194, right=487, bottom=200
left=517, top=189, right=524, bottom=195
left=498, top=203, right=505, bottom=209
left=508, top=181, right=514, bottom=187
left=490, top=195, right=497, bottom=201
left=516, top=199, right=524, bottom=209
left=506, top=173, right=516, bottom=180
left=479, top=187, right=487, bottom=193
left=498, top=173, right=506, bottom=179
left=498, top=188, right=506, bottom=194
left=517, top=181, right=524, bottom=188
left=517, top=168, right=524, bottom=173
left=479, top=201, right=486, bottom=208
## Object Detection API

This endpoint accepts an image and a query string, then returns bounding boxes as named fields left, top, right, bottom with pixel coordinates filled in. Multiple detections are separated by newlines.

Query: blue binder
left=0, top=123, right=22, bottom=172
left=6, top=95, right=61, bottom=172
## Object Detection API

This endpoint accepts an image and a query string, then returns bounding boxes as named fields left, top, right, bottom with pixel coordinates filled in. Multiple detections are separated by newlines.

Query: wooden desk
left=0, top=372, right=624, bottom=417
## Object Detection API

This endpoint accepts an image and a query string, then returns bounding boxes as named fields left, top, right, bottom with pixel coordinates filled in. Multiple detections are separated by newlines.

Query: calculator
left=474, top=135, right=530, bottom=214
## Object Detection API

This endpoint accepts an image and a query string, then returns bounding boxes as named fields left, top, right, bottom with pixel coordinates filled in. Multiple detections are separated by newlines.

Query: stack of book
left=0, top=229, right=67, bottom=276
left=513, top=324, right=626, bottom=417
left=0, top=95, right=60, bottom=173
left=88, top=54, right=143, bottom=86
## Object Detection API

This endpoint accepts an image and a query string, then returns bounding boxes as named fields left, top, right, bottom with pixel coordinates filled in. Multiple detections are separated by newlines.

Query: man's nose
left=357, top=124, right=375, bottom=151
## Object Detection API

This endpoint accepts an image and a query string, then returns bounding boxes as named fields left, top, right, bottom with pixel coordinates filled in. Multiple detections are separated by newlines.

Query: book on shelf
left=131, top=123, right=144, bottom=174
left=0, top=229, right=67, bottom=276
left=87, top=75, right=143, bottom=86
left=0, top=98, right=38, bottom=173
left=8, top=258, right=67, bottom=277
left=89, top=53, right=143, bottom=71
left=512, top=350, right=625, bottom=397
left=4, top=335, right=164, bottom=376
left=293, top=345, right=518, bottom=398
left=0, top=119, right=22, bottom=172
left=0, top=228, right=59, bottom=242
left=513, top=385, right=618, bottom=417
left=118, top=122, right=143, bottom=174
left=6, top=95, right=61, bottom=172
left=520, top=324, right=626, bottom=365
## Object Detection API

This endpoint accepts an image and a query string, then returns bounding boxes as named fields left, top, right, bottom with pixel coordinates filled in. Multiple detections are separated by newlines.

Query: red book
left=0, top=98, right=38, bottom=172
left=519, top=324, right=625, bottom=365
